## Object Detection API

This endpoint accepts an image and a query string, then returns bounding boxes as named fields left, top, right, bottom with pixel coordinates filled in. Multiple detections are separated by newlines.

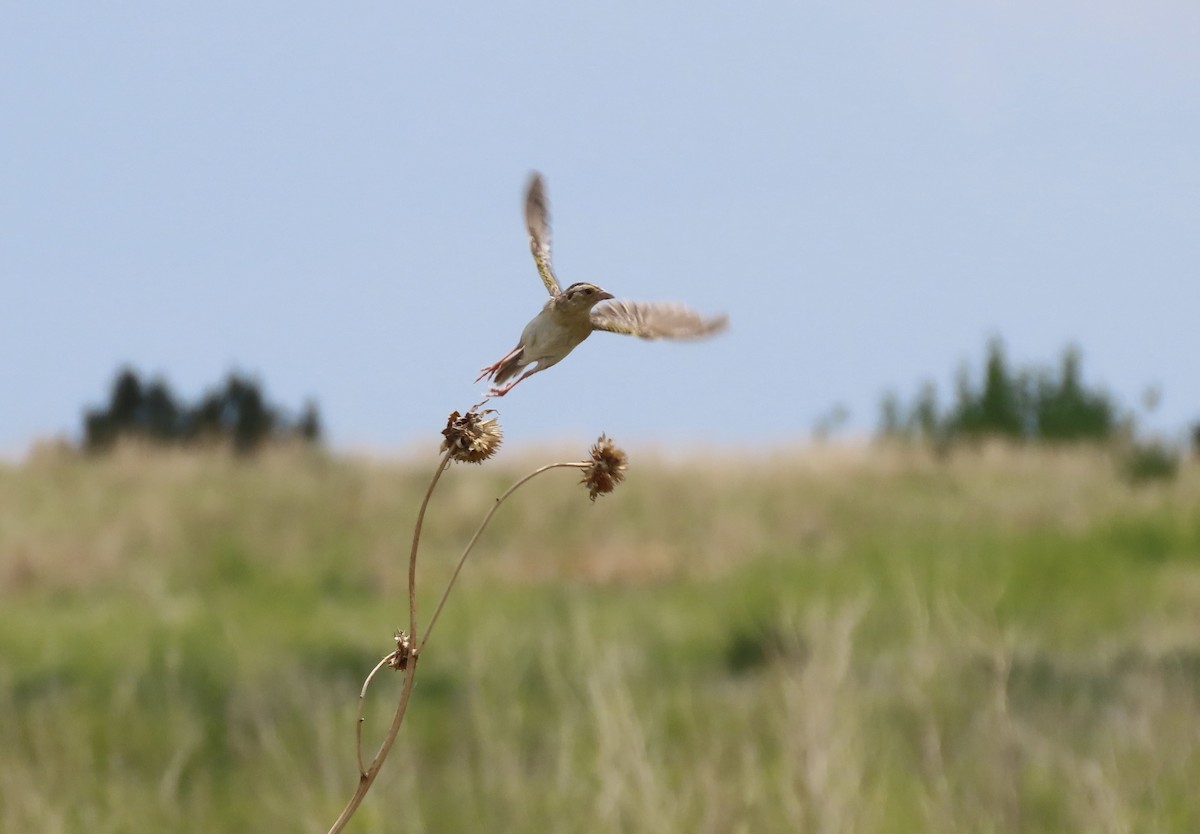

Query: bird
left=477, top=173, right=728, bottom=397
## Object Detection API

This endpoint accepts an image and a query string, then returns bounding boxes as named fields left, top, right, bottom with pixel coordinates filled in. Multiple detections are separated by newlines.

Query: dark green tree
left=82, top=368, right=322, bottom=454
left=109, top=369, right=144, bottom=427
left=230, top=376, right=275, bottom=454
left=878, top=340, right=1124, bottom=446
left=1034, top=347, right=1116, bottom=441
left=953, top=338, right=1024, bottom=438
left=142, top=379, right=182, bottom=441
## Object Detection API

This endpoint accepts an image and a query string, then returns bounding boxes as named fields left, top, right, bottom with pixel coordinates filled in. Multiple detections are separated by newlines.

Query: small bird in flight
left=477, top=173, right=728, bottom=397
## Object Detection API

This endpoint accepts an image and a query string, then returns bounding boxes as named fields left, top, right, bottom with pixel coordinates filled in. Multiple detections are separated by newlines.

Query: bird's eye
left=584, top=288, right=594, bottom=295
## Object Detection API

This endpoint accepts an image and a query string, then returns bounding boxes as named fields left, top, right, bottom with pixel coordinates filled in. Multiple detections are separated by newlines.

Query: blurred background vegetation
left=82, top=368, right=322, bottom=455
left=878, top=338, right=1193, bottom=484
left=879, top=339, right=1119, bottom=445
left=2, top=341, right=1198, bottom=832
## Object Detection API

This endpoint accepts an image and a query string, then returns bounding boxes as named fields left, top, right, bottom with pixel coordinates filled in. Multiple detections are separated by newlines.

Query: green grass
left=2, top=441, right=1199, bottom=832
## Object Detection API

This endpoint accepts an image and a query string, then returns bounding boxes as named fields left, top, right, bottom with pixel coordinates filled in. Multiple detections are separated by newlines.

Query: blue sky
left=4, top=2, right=1198, bottom=455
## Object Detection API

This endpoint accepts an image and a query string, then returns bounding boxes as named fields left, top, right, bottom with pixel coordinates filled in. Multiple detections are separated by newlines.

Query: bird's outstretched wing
left=525, top=173, right=561, bottom=297
left=590, top=300, right=729, bottom=340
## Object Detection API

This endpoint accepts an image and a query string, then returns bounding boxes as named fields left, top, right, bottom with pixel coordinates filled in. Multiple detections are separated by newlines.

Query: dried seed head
left=389, top=630, right=412, bottom=671
left=581, top=434, right=628, bottom=502
left=441, top=408, right=502, bottom=464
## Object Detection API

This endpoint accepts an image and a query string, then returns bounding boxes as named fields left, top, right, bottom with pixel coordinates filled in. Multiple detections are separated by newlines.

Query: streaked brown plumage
left=477, top=173, right=728, bottom=396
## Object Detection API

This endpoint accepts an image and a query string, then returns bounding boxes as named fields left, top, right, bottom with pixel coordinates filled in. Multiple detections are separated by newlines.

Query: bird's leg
left=485, top=364, right=545, bottom=397
left=475, top=344, right=523, bottom=383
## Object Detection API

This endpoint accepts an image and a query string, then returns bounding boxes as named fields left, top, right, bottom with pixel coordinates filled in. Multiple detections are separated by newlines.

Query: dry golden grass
left=2, top=441, right=1199, bottom=832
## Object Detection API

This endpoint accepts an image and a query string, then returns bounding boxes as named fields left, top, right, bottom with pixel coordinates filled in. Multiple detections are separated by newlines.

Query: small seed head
left=582, top=434, right=628, bottom=502
left=389, top=630, right=412, bottom=670
left=441, top=408, right=502, bottom=464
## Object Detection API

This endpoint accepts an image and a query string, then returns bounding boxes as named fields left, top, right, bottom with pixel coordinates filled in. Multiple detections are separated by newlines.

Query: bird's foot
left=475, top=363, right=502, bottom=384
left=476, top=345, right=523, bottom=383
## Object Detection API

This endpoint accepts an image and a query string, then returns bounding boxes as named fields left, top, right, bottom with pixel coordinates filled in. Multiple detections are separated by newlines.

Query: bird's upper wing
left=524, top=173, right=560, bottom=297
left=590, top=300, right=729, bottom=340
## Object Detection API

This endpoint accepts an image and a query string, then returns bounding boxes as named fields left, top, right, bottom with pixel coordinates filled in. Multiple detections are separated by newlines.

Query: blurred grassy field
left=2, top=442, right=1199, bottom=833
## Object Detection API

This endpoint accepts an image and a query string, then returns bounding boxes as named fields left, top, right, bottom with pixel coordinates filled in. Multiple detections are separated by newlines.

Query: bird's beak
left=598, top=290, right=615, bottom=301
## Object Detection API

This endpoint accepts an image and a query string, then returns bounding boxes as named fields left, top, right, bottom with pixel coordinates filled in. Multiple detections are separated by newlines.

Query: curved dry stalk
left=409, top=450, right=453, bottom=644
left=354, top=655, right=394, bottom=775
left=421, top=461, right=587, bottom=653
left=327, top=449, right=452, bottom=834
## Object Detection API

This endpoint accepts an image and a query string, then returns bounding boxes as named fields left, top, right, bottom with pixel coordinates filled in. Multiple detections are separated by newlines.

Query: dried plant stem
left=328, top=449, right=452, bottom=834
left=354, top=655, right=394, bottom=775
left=409, top=450, right=453, bottom=645
left=421, top=461, right=587, bottom=653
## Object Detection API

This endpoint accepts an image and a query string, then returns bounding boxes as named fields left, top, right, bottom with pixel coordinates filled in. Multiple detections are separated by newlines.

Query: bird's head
left=560, top=282, right=614, bottom=312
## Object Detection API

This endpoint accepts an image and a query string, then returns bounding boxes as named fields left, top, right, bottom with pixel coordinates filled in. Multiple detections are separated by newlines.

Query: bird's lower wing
left=590, top=300, right=729, bottom=340
left=525, top=173, right=561, bottom=297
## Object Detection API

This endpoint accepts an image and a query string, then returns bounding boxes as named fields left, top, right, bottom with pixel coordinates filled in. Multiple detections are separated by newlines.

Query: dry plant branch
left=354, top=654, right=395, bottom=775
left=327, top=406, right=626, bottom=834
left=408, top=450, right=453, bottom=644
left=421, top=461, right=588, bottom=653
left=328, top=448, right=452, bottom=834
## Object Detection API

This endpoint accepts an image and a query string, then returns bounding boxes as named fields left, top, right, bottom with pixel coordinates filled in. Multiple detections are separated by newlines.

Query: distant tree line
left=84, top=368, right=322, bottom=454
left=879, top=339, right=1121, bottom=445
